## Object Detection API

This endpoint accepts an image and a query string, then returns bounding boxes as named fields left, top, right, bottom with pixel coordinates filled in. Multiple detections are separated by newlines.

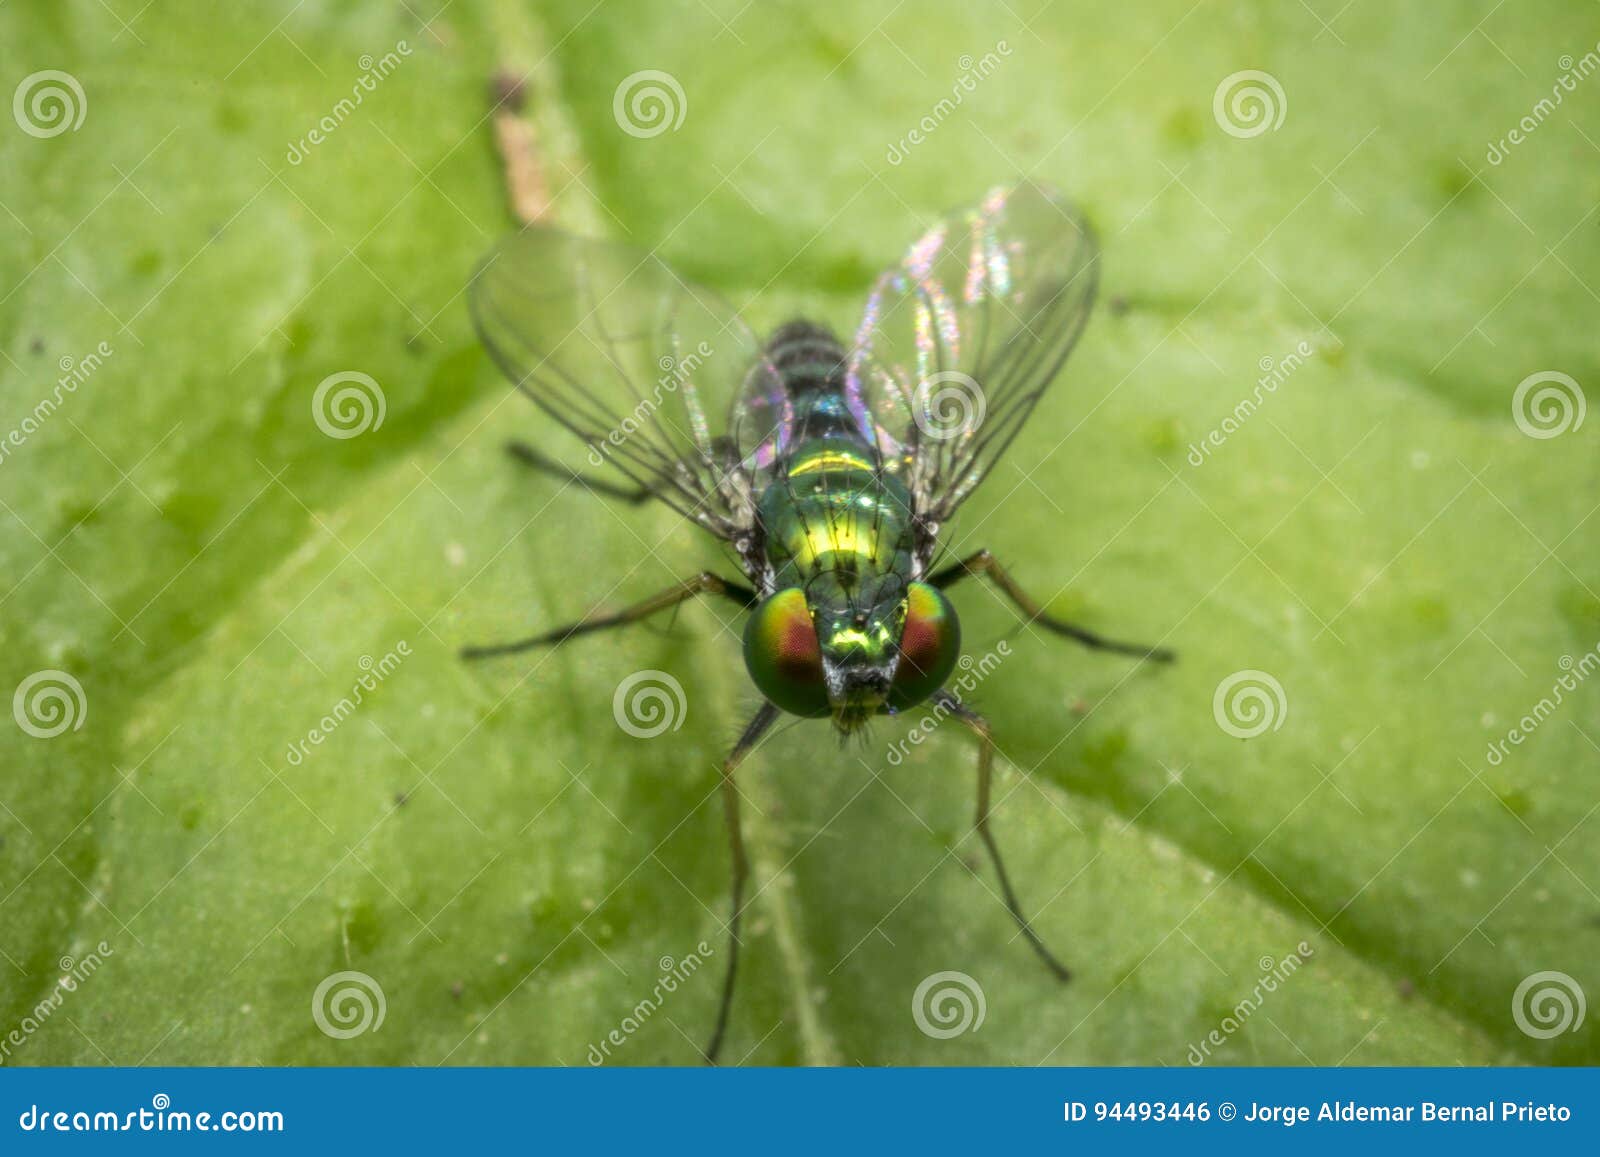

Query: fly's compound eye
left=744, top=588, right=831, bottom=718
left=889, top=581, right=961, bottom=710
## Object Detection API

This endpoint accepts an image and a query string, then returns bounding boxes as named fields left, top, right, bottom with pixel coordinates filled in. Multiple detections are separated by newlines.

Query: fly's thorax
left=758, top=438, right=916, bottom=591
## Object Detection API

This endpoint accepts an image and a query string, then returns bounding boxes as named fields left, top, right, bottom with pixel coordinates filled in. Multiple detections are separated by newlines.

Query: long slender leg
left=935, top=690, right=1072, bottom=981
left=504, top=440, right=654, bottom=504
left=929, top=549, right=1175, bottom=662
left=705, top=702, right=780, bottom=1065
left=460, top=572, right=756, bottom=659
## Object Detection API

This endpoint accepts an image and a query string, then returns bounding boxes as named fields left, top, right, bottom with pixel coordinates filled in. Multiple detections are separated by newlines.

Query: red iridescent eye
left=743, top=589, right=831, bottom=717
left=889, top=581, right=961, bottom=710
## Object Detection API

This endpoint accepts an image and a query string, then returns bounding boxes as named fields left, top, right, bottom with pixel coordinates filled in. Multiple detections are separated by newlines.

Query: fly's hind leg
left=935, top=690, right=1072, bottom=982
left=504, top=440, right=655, bottom=504
left=928, top=550, right=1174, bottom=662
left=705, top=702, right=780, bottom=1065
left=460, top=572, right=756, bottom=659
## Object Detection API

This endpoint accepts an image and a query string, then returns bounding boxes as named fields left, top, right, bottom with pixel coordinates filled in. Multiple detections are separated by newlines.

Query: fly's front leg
left=929, top=550, right=1174, bottom=662
left=935, top=690, right=1072, bottom=982
left=504, top=440, right=655, bottom=504
left=705, top=702, right=780, bottom=1065
left=460, top=572, right=756, bottom=659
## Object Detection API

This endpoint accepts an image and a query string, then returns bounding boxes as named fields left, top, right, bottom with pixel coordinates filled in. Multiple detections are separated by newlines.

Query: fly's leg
left=706, top=702, right=780, bottom=1065
left=928, top=550, right=1174, bottom=662
left=504, top=440, right=654, bottom=505
left=460, top=572, right=756, bottom=659
left=935, top=690, right=1072, bottom=982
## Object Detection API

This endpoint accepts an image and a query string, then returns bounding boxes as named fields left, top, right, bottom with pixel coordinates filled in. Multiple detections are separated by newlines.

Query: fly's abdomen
left=766, top=319, right=845, bottom=385
left=765, top=321, right=863, bottom=448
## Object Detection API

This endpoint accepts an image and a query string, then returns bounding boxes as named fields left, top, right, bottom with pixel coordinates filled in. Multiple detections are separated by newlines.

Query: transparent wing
left=846, top=182, right=1100, bottom=520
left=469, top=227, right=778, bottom=538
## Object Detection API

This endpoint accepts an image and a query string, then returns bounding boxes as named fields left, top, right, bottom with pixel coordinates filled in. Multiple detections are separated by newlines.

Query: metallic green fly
left=463, top=181, right=1173, bottom=1062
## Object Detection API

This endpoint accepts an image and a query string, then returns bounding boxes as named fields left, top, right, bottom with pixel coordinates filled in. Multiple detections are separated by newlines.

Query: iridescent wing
left=846, top=182, right=1100, bottom=521
left=469, top=227, right=782, bottom=538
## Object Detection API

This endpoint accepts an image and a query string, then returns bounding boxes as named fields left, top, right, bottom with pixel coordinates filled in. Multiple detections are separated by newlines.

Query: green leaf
left=2, top=0, right=1596, bottom=1067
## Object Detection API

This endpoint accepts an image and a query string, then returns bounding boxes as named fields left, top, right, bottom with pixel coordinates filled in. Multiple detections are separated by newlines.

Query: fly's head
left=742, top=577, right=961, bottom=735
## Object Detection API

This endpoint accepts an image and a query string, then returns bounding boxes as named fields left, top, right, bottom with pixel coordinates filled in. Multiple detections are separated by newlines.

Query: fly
left=462, top=182, right=1174, bottom=1063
